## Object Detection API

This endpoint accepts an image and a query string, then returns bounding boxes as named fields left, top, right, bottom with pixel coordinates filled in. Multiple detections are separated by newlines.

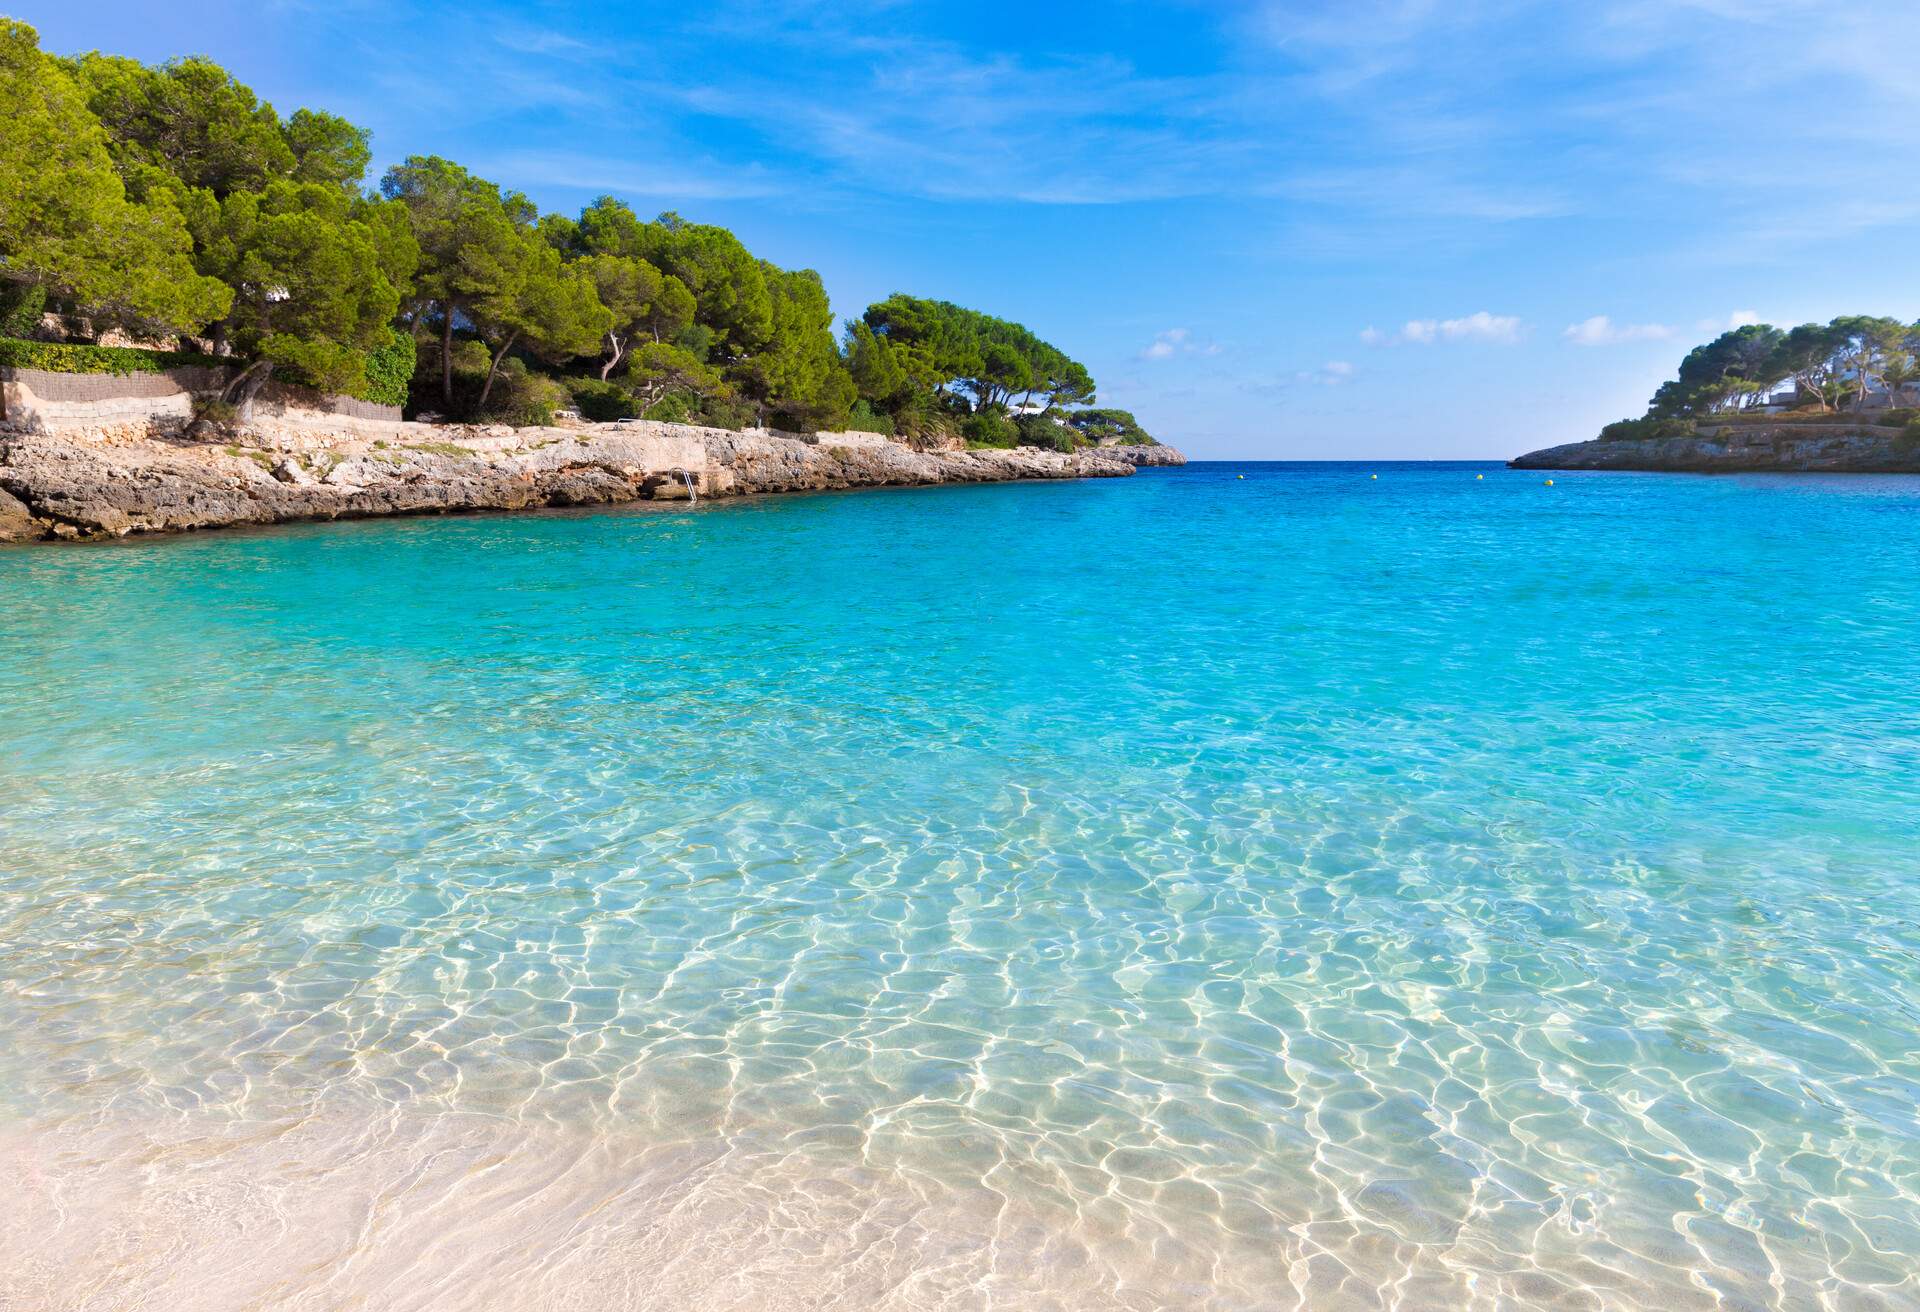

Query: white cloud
left=1139, top=328, right=1223, bottom=361
left=1694, top=310, right=1763, bottom=332
left=1296, top=360, right=1356, bottom=385
left=1563, top=314, right=1676, bottom=346
left=1362, top=311, right=1522, bottom=346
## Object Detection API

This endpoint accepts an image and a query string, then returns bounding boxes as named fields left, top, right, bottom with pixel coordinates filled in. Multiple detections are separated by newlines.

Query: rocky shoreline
left=1509, top=422, right=1920, bottom=473
left=0, top=418, right=1186, bottom=543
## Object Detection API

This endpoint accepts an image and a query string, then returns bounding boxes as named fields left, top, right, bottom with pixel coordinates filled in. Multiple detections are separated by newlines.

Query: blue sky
left=18, top=1, right=1920, bottom=458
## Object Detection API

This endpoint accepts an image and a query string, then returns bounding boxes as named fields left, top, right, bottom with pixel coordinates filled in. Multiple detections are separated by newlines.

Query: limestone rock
left=0, top=484, right=39, bottom=542
left=0, top=417, right=1187, bottom=542
left=1511, top=422, right=1920, bottom=473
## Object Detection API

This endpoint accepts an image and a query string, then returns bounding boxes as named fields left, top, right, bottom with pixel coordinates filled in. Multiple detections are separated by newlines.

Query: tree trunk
left=221, top=360, right=275, bottom=421
left=601, top=332, right=627, bottom=381
left=477, top=329, right=520, bottom=413
left=441, top=301, right=456, bottom=408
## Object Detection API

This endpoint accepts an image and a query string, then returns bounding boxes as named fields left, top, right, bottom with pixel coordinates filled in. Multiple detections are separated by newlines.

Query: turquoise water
left=3, top=463, right=1919, bottom=1310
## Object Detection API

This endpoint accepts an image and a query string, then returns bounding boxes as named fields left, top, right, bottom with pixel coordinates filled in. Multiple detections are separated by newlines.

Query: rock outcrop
left=1097, top=442, right=1188, bottom=467
left=0, top=419, right=1181, bottom=543
left=1510, top=422, right=1920, bottom=473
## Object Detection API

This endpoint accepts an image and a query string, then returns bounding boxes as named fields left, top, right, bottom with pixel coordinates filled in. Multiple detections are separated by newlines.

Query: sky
left=16, top=0, right=1920, bottom=458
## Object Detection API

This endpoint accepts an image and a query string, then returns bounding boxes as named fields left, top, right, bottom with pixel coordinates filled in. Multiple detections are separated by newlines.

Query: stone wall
left=0, top=365, right=401, bottom=434
left=0, top=366, right=213, bottom=432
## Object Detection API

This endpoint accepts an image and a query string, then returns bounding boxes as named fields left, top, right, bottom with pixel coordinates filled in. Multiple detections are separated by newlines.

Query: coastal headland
left=1510, top=419, right=1920, bottom=473
left=0, top=398, right=1183, bottom=543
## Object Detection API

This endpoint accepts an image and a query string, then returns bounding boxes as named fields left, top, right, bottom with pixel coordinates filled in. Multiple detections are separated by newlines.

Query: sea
left=3, top=462, right=1917, bottom=1309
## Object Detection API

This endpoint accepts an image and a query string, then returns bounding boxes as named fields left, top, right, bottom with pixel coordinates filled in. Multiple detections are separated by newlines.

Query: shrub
left=841, top=399, right=893, bottom=434
left=960, top=412, right=1017, bottom=448
left=359, top=328, right=416, bottom=407
left=569, top=377, right=638, bottom=422
left=0, top=285, right=48, bottom=340
left=694, top=396, right=755, bottom=431
left=192, top=395, right=239, bottom=425
left=0, top=336, right=226, bottom=375
left=1597, top=416, right=1694, bottom=442
left=1900, top=416, right=1920, bottom=448
left=643, top=393, right=692, bottom=424
left=1014, top=413, right=1078, bottom=451
left=477, top=359, right=570, bottom=427
left=1877, top=407, right=1918, bottom=428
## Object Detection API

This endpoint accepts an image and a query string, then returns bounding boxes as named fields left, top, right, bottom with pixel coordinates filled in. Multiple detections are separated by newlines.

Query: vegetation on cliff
left=0, top=19, right=1163, bottom=449
left=1600, top=317, right=1920, bottom=439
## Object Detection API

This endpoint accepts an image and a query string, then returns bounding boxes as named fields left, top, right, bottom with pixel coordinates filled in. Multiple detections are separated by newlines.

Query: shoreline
left=0, top=418, right=1185, bottom=544
left=1509, top=420, right=1920, bottom=473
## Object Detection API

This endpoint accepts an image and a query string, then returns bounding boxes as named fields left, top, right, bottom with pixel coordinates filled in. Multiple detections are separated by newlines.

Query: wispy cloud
left=1139, top=328, right=1223, bottom=360
left=1296, top=360, right=1356, bottom=385
left=1563, top=315, right=1675, bottom=346
left=1362, top=312, right=1522, bottom=346
left=1694, top=310, right=1763, bottom=333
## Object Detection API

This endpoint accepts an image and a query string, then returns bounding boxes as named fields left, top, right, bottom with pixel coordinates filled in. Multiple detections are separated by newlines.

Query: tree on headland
left=1614, top=314, right=1920, bottom=437
left=5, top=17, right=1147, bottom=444
left=849, top=295, right=1101, bottom=443
left=464, top=237, right=610, bottom=411
left=283, top=108, right=372, bottom=192
left=188, top=180, right=409, bottom=416
left=379, top=156, right=526, bottom=408
left=0, top=20, right=230, bottom=335
left=579, top=253, right=693, bottom=380
left=64, top=52, right=297, bottom=199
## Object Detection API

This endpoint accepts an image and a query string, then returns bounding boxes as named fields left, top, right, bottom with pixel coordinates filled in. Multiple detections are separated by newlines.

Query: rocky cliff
left=1098, top=441, right=1188, bottom=467
left=1510, top=422, right=1920, bottom=473
left=0, top=419, right=1179, bottom=543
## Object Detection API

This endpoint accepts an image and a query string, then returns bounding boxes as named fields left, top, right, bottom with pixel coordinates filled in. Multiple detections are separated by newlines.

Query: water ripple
left=3, top=466, right=1919, bottom=1308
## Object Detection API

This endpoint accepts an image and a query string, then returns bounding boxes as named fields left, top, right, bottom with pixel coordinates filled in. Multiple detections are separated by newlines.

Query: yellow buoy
left=1545, top=479, right=1554, bottom=486
left=1237, top=474, right=1245, bottom=479
left=1476, top=474, right=1484, bottom=480
left=1370, top=474, right=1378, bottom=480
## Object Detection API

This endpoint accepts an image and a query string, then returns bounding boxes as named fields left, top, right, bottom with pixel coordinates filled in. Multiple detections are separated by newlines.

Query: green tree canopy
left=465, top=235, right=611, bottom=411
left=65, top=52, right=295, bottom=199
left=857, top=294, right=1096, bottom=416
left=283, top=108, right=371, bottom=190
left=380, top=155, right=530, bottom=407
left=575, top=200, right=774, bottom=356
left=0, top=20, right=229, bottom=334
left=732, top=265, right=855, bottom=431
left=1645, top=317, right=1920, bottom=417
left=188, top=180, right=407, bottom=413
left=580, top=253, right=694, bottom=379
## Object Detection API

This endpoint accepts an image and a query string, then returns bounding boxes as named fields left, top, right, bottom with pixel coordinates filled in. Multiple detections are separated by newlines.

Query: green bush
left=1597, top=416, right=1695, bottom=442
left=1877, top=407, right=1918, bottom=428
left=0, top=285, right=48, bottom=340
left=359, top=328, right=416, bottom=407
left=841, top=399, right=893, bottom=434
left=694, top=396, right=755, bottom=430
left=1899, top=416, right=1920, bottom=447
left=960, top=412, right=1017, bottom=448
left=569, top=377, right=638, bottom=422
left=477, top=359, right=570, bottom=427
left=1014, top=413, right=1078, bottom=451
left=643, top=394, right=691, bottom=424
left=193, top=395, right=239, bottom=425
left=0, top=336, right=227, bottom=375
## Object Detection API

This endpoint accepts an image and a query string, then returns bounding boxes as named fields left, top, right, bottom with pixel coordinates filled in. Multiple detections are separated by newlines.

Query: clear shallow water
left=3, top=461, right=1919, bottom=1310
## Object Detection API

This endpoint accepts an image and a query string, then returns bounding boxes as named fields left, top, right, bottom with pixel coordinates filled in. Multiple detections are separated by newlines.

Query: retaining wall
left=0, top=365, right=402, bottom=434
